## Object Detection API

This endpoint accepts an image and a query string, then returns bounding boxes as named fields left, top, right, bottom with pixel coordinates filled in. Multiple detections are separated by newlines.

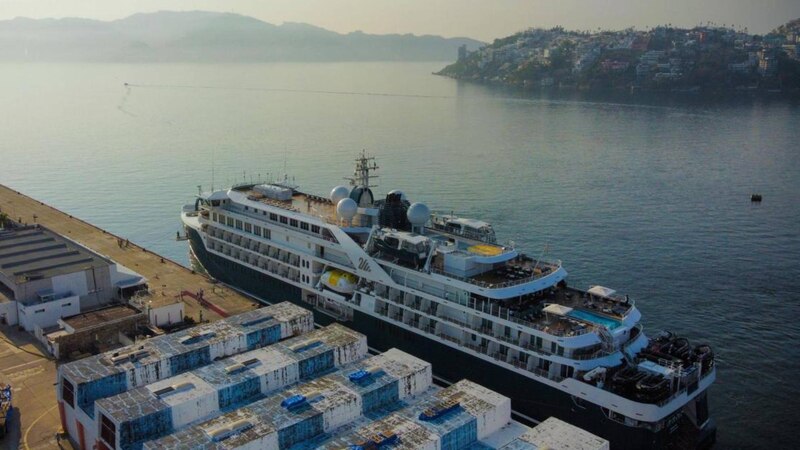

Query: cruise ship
left=181, top=153, right=716, bottom=449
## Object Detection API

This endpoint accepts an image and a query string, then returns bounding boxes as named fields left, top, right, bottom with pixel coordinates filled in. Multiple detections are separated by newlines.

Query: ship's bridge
left=430, top=213, right=496, bottom=243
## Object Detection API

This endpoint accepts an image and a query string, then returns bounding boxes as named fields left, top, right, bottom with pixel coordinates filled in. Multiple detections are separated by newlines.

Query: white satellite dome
left=330, top=185, right=350, bottom=204
left=388, top=189, right=407, bottom=201
left=407, top=202, right=430, bottom=226
left=336, top=198, right=358, bottom=220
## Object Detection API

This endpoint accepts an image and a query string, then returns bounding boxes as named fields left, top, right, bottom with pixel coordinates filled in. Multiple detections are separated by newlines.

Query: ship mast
left=346, top=150, right=379, bottom=188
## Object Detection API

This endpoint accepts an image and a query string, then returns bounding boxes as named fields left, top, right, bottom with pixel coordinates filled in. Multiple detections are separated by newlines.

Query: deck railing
left=428, top=259, right=562, bottom=289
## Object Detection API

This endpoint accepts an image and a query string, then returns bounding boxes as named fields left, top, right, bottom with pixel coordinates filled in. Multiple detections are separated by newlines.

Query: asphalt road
left=0, top=326, right=67, bottom=450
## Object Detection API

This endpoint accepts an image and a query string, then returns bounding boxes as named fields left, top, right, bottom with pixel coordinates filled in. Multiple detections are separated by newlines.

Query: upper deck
left=232, top=185, right=341, bottom=225
left=463, top=286, right=636, bottom=339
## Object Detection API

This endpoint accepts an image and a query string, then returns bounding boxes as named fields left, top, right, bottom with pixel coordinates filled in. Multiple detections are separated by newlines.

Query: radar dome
left=388, top=189, right=407, bottom=201
left=330, top=185, right=350, bottom=204
left=407, top=202, right=430, bottom=226
left=337, top=198, right=358, bottom=220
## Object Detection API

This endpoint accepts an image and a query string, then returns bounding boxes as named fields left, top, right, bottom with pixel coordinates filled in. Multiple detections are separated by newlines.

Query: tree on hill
left=774, top=18, right=800, bottom=35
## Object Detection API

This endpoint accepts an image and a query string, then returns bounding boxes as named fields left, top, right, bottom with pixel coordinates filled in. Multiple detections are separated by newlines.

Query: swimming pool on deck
left=567, top=309, right=622, bottom=330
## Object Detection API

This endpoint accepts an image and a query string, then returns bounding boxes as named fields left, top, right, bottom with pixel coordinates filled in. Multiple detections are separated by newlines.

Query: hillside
left=438, top=20, right=800, bottom=95
left=0, top=11, right=483, bottom=62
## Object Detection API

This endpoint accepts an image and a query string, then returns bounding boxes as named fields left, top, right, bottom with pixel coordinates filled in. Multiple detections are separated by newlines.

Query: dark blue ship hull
left=187, top=227, right=715, bottom=449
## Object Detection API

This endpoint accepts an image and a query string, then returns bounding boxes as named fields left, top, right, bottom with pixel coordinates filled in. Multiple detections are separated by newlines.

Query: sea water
left=1, top=62, right=798, bottom=448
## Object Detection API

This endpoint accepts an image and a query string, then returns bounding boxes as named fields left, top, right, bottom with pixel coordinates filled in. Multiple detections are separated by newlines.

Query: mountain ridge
left=0, top=10, right=484, bottom=62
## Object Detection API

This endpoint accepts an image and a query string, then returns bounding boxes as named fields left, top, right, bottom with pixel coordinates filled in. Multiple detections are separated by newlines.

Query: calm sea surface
left=1, top=62, right=799, bottom=448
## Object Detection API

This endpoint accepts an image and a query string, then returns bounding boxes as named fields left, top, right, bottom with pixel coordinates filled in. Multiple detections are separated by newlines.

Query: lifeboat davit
left=320, top=269, right=358, bottom=294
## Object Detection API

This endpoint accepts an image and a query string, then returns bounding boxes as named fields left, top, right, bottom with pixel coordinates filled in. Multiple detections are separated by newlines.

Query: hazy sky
left=1, top=0, right=798, bottom=41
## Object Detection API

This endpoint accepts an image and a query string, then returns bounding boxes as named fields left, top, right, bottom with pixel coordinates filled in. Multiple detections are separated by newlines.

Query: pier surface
left=0, top=183, right=260, bottom=449
left=0, top=183, right=259, bottom=321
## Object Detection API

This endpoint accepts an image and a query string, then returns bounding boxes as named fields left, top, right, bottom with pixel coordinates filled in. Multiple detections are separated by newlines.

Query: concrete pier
left=0, top=183, right=260, bottom=449
left=0, top=184, right=260, bottom=322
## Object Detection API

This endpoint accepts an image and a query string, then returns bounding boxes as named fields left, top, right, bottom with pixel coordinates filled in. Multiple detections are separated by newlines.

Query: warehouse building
left=0, top=225, right=147, bottom=331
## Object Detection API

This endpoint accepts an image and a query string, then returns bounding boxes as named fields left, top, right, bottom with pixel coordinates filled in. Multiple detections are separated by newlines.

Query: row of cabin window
left=212, top=211, right=319, bottom=236
left=212, top=213, right=271, bottom=239
left=471, top=333, right=566, bottom=357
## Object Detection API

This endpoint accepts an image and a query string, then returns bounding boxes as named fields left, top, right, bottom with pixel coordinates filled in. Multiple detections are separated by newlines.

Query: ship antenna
left=345, top=149, right=379, bottom=188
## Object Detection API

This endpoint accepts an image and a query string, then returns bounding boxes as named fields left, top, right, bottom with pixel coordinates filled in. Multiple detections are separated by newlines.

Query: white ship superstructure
left=181, top=153, right=716, bottom=449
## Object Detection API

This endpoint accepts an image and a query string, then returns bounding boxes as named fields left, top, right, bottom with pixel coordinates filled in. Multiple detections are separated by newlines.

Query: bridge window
left=254, top=226, right=262, bottom=236
left=244, top=223, right=252, bottom=233
left=212, top=213, right=217, bottom=222
left=270, top=213, right=278, bottom=221
left=300, top=222, right=309, bottom=231
left=279, top=216, right=288, bottom=224
left=235, top=220, right=243, bottom=230
left=311, top=225, right=320, bottom=234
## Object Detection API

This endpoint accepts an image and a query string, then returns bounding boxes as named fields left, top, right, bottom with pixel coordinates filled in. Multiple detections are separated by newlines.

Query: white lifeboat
left=320, top=269, right=358, bottom=294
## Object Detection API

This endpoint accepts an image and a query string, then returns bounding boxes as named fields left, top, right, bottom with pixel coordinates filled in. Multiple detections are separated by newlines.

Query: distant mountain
left=0, top=10, right=484, bottom=62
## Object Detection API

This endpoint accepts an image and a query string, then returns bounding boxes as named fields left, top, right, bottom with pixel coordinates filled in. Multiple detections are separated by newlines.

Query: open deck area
left=238, top=186, right=340, bottom=225
left=428, top=252, right=560, bottom=287
left=460, top=286, right=634, bottom=340
left=0, top=183, right=260, bottom=321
